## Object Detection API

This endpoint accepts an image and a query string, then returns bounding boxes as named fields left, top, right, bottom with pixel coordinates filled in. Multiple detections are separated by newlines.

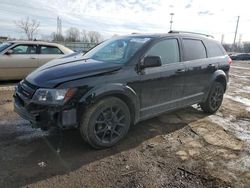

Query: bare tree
left=88, top=31, right=103, bottom=43
left=222, top=44, right=232, bottom=52
left=243, top=42, right=250, bottom=53
left=51, top=32, right=64, bottom=42
left=65, top=27, right=80, bottom=42
left=81, top=29, right=89, bottom=43
left=14, top=17, right=40, bottom=40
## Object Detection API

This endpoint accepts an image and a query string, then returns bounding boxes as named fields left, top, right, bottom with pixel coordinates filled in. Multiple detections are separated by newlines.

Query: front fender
left=79, top=83, right=140, bottom=123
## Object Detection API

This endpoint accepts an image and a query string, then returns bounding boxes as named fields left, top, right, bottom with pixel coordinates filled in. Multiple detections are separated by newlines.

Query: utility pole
left=57, top=17, right=62, bottom=38
left=169, top=13, right=174, bottom=31
left=221, top=34, right=224, bottom=44
left=233, top=16, right=240, bottom=46
left=238, top=34, right=242, bottom=45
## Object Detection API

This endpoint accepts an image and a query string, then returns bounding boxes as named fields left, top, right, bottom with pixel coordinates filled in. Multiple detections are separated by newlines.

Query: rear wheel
left=80, top=97, right=130, bottom=149
left=200, top=82, right=225, bottom=114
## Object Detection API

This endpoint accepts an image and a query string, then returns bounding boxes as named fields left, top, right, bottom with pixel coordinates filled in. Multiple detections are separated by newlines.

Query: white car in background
left=0, top=41, right=73, bottom=80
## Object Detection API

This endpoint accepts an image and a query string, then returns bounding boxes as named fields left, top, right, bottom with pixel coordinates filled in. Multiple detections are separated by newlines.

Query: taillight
left=228, top=58, right=233, bottom=65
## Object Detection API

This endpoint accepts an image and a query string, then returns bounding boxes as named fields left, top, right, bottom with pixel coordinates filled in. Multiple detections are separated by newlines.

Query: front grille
left=17, top=80, right=37, bottom=99
left=15, top=93, right=25, bottom=107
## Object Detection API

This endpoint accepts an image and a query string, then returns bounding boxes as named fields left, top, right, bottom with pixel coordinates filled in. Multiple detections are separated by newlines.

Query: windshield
left=0, top=42, right=13, bottom=52
left=83, top=37, right=152, bottom=63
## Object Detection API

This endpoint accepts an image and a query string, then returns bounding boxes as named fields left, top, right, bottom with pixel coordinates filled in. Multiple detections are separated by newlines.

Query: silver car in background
left=0, top=41, right=73, bottom=80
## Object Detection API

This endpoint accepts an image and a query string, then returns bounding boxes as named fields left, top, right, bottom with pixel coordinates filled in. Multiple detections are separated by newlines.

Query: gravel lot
left=0, top=61, right=249, bottom=188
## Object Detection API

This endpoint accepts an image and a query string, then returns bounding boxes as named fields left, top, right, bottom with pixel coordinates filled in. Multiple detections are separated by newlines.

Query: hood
left=26, top=56, right=122, bottom=88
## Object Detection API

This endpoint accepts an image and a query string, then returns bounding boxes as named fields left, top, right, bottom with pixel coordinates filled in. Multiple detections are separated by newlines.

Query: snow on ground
left=225, top=95, right=250, bottom=111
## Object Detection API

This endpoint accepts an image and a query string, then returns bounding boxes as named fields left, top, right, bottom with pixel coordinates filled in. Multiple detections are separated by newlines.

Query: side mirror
left=140, top=56, right=162, bottom=69
left=5, top=50, right=13, bottom=55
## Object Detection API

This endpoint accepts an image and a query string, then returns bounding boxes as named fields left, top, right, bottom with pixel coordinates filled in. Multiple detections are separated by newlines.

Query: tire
left=200, top=82, right=225, bottom=114
left=80, top=97, right=131, bottom=149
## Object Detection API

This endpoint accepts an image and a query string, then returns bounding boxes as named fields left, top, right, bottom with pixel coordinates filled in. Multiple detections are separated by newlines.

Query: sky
left=0, top=0, right=249, bottom=43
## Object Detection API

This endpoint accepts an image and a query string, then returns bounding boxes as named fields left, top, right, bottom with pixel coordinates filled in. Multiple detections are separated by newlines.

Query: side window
left=12, top=45, right=37, bottom=54
left=205, top=40, right=226, bottom=57
left=40, top=46, right=63, bottom=54
left=145, top=39, right=180, bottom=64
left=182, top=39, right=207, bottom=61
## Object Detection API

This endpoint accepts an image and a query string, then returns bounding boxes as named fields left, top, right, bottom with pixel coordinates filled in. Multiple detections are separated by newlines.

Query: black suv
left=14, top=31, right=231, bottom=148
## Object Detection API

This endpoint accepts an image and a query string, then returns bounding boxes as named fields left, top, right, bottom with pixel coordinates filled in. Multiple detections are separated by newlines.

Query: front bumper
left=14, top=95, right=37, bottom=124
left=13, top=83, right=78, bottom=129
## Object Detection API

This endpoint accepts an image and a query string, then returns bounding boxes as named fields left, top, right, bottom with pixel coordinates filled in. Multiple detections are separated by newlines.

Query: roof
left=123, top=31, right=217, bottom=42
left=7, top=40, right=63, bottom=46
left=5, top=40, right=73, bottom=54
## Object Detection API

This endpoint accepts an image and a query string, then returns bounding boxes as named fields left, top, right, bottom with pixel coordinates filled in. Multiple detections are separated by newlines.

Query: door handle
left=176, top=69, right=185, bottom=73
left=30, top=57, right=36, bottom=59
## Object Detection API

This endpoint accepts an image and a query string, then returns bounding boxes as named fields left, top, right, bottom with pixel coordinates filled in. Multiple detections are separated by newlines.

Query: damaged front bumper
left=14, top=95, right=37, bottom=124
left=13, top=83, right=78, bottom=130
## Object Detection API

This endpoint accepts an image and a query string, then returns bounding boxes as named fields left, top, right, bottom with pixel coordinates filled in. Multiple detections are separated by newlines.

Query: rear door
left=181, top=38, right=217, bottom=104
left=38, top=45, right=64, bottom=66
left=139, top=38, right=186, bottom=119
left=0, top=44, right=38, bottom=80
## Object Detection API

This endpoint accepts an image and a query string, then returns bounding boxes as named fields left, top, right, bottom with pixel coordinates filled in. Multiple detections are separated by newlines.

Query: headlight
left=32, top=88, right=76, bottom=105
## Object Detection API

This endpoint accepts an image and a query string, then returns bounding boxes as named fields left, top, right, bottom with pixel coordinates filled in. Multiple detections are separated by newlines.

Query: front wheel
left=80, top=97, right=131, bottom=149
left=200, top=82, right=225, bottom=114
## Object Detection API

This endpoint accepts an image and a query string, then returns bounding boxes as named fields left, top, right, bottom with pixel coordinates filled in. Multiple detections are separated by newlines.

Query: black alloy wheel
left=201, top=82, right=225, bottom=113
left=210, top=84, right=224, bottom=111
left=94, top=106, right=127, bottom=144
left=80, top=97, right=130, bottom=149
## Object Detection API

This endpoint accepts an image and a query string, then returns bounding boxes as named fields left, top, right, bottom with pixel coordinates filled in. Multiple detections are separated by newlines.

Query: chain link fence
left=57, top=42, right=98, bottom=53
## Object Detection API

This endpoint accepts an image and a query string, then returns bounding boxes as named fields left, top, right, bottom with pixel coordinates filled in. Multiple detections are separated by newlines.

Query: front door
left=139, top=38, right=186, bottom=119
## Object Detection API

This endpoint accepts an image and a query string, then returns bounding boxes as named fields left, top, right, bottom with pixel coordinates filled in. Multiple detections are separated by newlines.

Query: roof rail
left=168, top=30, right=214, bottom=38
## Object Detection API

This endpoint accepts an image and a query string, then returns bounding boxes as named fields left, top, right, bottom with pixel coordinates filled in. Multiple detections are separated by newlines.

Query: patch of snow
left=230, top=73, right=250, bottom=78
left=209, top=115, right=250, bottom=145
left=231, top=66, right=250, bottom=70
left=0, top=119, right=28, bottom=126
left=0, top=119, right=49, bottom=140
left=15, top=124, right=49, bottom=140
left=17, top=130, right=49, bottom=140
left=225, top=95, right=250, bottom=111
left=234, top=86, right=250, bottom=94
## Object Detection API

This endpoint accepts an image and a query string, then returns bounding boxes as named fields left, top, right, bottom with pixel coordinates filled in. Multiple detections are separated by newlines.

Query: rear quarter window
left=182, top=39, right=207, bottom=61
left=205, top=40, right=226, bottom=57
left=40, top=45, right=63, bottom=54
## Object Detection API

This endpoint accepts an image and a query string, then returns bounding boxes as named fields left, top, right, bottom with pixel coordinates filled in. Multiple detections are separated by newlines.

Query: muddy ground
left=0, top=61, right=249, bottom=188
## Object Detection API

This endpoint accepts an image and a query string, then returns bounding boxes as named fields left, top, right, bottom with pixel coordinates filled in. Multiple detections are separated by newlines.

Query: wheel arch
left=202, top=70, right=227, bottom=102
left=215, top=75, right=227, bottom=92
left=79, top=83, right=140, bottom=124
left=212, top=70, right=227, bottom=92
